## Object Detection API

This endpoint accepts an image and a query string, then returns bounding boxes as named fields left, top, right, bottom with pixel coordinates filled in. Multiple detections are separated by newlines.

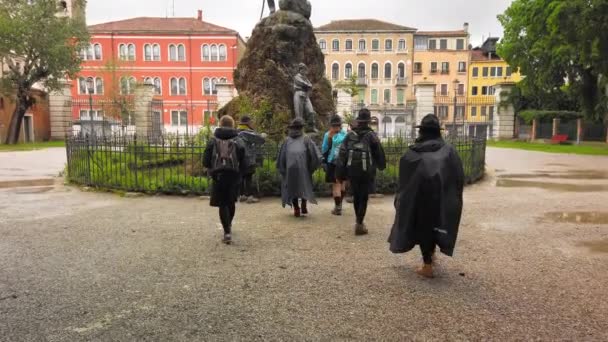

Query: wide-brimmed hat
left=288, top=118, right=305, bottom=129
left=329, top=115, right=342, bottom=126
left=415, top=114, right=443, bottom=130
left=355, top=108, right=371, bottom=122
left=239, top=115, right=252, bottom=125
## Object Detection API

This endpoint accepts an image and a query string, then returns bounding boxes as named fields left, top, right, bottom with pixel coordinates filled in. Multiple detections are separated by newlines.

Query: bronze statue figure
left=268, top=0, right=276, bottom=14
left=293, top=63, right=317, bottom=132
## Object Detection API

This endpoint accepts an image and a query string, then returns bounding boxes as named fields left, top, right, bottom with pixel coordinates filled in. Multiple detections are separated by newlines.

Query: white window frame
left=345, top=39, right=353, bottom=51
left=371, top=62, right=379, bottom=79
left=383, top=89, right=391, bottom=104
left=384, top=39, right=393, bottom=52
left=332, top=39, right=340, bottom=52
left=218, top=44, right=227, bottom=61
left=358, top=39, right=366, bottom=52
left=170, top=77, right=187, bottom=96
left=170, top=110, right=188, bottom=127
left=78, top=77, right=104, bottom=95
left=344, top=62, right=353, bottom=79
left=202, top=44, right=211, bottom=61
left=398, top=39, right=406, bottom=51
left=371, top=39, right=380, bottom=51
left=383, top=61, right=392, bottom=80
left=458, top=61, right=467, bottom=73
left=319, top=39, right=327, bottom=51
left=331, top=62, right=340, bottom=81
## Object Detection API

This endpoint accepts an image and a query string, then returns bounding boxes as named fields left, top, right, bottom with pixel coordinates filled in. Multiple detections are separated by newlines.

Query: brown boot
left=416, top=264, right=434, bottom=278
left=354, top=223, right=368, bottom=236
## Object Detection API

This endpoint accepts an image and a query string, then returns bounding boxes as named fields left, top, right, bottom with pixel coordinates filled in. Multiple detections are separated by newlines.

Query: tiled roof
left=315, top=19, right=416, bottom=32
left=416, top=30, right=468, bottom=37
left=88, top=17, right=237, bottom=34
left=470, top=48, right=503, bottom=61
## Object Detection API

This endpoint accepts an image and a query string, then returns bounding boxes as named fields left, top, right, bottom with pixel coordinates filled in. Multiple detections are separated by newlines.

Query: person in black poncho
left=388, top=114, right=465, bottom=278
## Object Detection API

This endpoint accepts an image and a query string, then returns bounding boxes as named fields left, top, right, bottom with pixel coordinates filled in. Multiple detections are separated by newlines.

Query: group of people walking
left=203, top=109, right=464, bottom=278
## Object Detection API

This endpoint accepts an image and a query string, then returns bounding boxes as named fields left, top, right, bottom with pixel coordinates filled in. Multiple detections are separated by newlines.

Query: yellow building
left=315, top=19, right=416, bottom=137
left=467, top=38, right=521, bottom=123
left=412, top=25, right=471, bottom=126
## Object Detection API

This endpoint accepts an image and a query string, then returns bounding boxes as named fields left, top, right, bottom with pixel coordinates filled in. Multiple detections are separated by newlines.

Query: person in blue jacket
left=322, top=115, right=348, bottom=215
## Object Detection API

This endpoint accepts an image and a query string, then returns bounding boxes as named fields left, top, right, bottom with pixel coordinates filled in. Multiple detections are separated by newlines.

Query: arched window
left=371, top=89, right=378, bottom=104
left=202, top=45, right=210, bottom=61
left=95, top=77, right=104, bottom=94
left=358, top=39, right=366, bottom=52
left=345, top=63, right=352, bottom=79
left=170, top=77, right=178, bottom=95
left=395, top=116, right=407, bottom=136
left=169, top=45, right=176, bottom=61
left=120, top=77, right=129, bottom=94
left=86, top=44, right=94, bottom=60
left=177, top=44, right=186, bottom=61
left=220, top=78, right=227, bottom=83
left=119, top=44, right=128, bottom=60
left=128, top=77, right=136, bottom=94
left=397, top=62, right=405, bottom=79
left=219, top=45, right=227, bottom=61
left=331, top=63, right=339, bottom=80
left=144, top=44, right=152, bottom=61
left=332, top=39, right=340, bottom=51
left=345, top=39, right=353, bottom=51
left=128, top=44, right=136, bottom=61
left=203, top=78, right=211, bottom=95
left=210, top=45, right=218, bottom=61
left=78, top=77, right=87, bottom=94
left=384, top=62, right=392, bottom=79
left=211, top=78, right=218, bottom=95
left=94, top=44, right=102, bottom=60
left=371, top=63, right=379, bottom=79
left=319, top=39, right=327, bottom=50
left=398, top=39, right=406, bottom=51
left=179, top=78, right=187, bottom=94
left=384, top=89, right=391, bottom=103
left=358, top=63, right=366, bottom=78
left=382, top=116, right=393, bottom=137
left=153, top=77, right=162, bottom=95
left=153, top=44, right=161, bottom=61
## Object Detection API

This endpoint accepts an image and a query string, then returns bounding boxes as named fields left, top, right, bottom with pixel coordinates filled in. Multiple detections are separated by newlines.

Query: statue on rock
left=293, top=63, right=317, bottom=132
left=220, top=0, right=334, bottom=140
left=267, top=0, right=276, bottom=14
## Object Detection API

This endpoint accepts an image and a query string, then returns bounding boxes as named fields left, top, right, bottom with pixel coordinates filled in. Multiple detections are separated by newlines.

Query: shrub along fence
left=65, top=133, right=486, bottom=196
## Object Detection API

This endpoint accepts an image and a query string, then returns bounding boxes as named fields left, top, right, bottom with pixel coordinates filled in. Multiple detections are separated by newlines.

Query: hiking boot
left=416, top=264, right=434, bottom=278
left=354, top=223, right=368, bottom=236
left=246, top=196, right=260, bottom=204
left=301, top=204, right=308, bottom=216
left=222, top=233, right=232, bottom=245
left=331, top=206, right=342, bottom=216
left=294, top=207, right=301, bottom=218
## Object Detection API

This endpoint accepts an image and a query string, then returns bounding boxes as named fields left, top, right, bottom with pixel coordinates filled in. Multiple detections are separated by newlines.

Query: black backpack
left=346, top=131, right=373, bottom=179
left=210, top=138, right=240, bottom=175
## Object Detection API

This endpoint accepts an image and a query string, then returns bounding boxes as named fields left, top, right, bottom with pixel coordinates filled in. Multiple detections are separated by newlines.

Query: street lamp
left=86, top=77, right=95, bottom=137
left=452, top=79, right=460, bottom=136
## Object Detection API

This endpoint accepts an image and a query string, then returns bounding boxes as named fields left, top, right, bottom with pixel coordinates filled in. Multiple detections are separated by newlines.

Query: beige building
left=412, top=25, right=471, bottom=125
left=315, top=19, right=416, bottom=137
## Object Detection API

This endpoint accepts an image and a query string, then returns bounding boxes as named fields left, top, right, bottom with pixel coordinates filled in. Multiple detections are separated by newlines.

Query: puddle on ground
left=496, top=179, right=608, bottom=192
left=546, top=163, right=569, bottom=167
left=498, top=170, right=608, bottom=180
left=0, top=179, right=55, bottom=189
left=544, top=212, right=608, bottom=224
left=12, top=186, right=54, bottom=194
left=579, top=240, right=608, bottom=254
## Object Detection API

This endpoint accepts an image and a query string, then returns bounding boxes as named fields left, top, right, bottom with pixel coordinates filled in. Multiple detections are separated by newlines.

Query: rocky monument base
left=219, top=0, right=334, bottom=139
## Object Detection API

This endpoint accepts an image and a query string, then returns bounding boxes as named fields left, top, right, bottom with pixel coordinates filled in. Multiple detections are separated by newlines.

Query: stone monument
left=219, top=0, right=334, bottom=139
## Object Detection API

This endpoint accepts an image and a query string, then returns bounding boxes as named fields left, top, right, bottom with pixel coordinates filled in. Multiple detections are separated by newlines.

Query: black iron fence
left=65, top=131, right=486, bottom=196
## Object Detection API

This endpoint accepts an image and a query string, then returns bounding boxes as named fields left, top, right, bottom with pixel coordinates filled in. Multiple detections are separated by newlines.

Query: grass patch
left=488, top=140, right=608, bottom=156
left=0, top=140, right=65, bottom=152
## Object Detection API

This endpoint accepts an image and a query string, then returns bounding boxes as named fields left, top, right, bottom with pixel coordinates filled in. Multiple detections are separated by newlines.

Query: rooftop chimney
left=463, top=22, right=469, bottom=33
left=197, top=10, right=203, bottom=21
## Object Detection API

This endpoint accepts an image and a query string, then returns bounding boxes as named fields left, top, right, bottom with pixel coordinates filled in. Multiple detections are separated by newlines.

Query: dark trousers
left=420, top=240, right=436, bottom=265
left=219, top=203, right=236, bottom=234
left=350, top=178, right=371, bottom=224
left=292, top=198, right=307, bottom=210
left=241, top=173, right=254, bottom=197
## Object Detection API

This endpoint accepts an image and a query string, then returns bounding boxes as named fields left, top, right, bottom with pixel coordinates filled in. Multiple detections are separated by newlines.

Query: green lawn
left=487, top=140, right=608, bottom=156
left=0, top=140, right=65, bottom=152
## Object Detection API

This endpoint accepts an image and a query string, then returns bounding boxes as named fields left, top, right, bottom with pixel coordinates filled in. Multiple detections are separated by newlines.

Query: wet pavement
left=0, top=147, right=606, bottom=340
left=0, top=148, right=66, bottom=182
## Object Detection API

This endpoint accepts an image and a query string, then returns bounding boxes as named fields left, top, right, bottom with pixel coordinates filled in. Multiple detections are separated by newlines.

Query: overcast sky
left=87, top=0, right=514, bottom=46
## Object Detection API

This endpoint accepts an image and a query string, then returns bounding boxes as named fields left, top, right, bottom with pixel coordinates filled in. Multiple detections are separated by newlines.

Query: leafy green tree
left=498, top=0, right=608, bottom=122
left=335, top=73, right=360, bottom=98
left=0, top=0, right=89, bottom=144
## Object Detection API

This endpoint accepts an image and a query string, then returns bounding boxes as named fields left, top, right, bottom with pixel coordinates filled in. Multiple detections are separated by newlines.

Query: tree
left=0, top=0, right=88, bottom=144
left=498, top=0, right=608, bottom=122
left=335, top=73, right=360, bottom=98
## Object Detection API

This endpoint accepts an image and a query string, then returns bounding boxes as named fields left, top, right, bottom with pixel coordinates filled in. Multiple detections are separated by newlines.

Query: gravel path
left=0, top=148, right=606, bottom=341
left=0, top=148, right=66, bottom=182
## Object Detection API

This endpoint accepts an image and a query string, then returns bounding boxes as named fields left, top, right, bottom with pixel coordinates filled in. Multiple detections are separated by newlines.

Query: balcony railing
left=441, top=69, right=450, bottom=75
left=357, top=49, right=368, bottom=54
left=396, top=77, right=408, bottom=86
left=356, top=77, right=368, bottom=86
left=397, top=48, right=409, bottom=54
left=430, top=69, right=438, bottom=74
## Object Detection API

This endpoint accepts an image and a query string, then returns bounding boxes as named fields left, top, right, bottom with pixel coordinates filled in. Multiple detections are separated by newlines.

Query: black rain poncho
left=388, top=137, right=465, bottom=256
left=276, top=129, right=322, bottom=207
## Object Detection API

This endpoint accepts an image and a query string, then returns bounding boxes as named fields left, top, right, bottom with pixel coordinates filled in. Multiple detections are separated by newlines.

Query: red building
left=72, top=11, right=246, bottom=134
